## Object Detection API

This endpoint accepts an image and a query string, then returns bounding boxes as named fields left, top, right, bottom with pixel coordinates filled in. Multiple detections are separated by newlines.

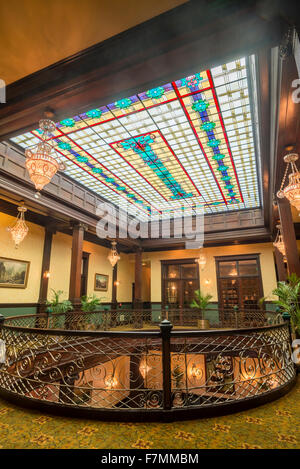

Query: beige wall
left=145, top=242, right=278, bottom=302
left=0, top=212, right=44, bottom=303
left=82, top=239, right=112, bottom=302
left=48, top=232, right=72, bottom=301
left=117, top=254, right=135, bottom=303
left=0, top=210, right=279, bottom=305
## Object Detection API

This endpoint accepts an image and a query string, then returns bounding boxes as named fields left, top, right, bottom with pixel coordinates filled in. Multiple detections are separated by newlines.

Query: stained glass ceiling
left=10, top=56, right=261, bottom=221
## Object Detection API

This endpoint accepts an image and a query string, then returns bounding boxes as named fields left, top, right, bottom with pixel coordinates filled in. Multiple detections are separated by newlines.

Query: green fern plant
left=272, top=273, right=300, bottom=337
left=46, top=289, right=73, bottom=314
left=81, top=294, right=103, bottom=313
left=190, top=289, right=213, bottom=320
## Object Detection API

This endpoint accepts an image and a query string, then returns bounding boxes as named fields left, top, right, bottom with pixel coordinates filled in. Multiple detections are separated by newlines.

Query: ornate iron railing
left=1, top=308, right=284, bottom=331
left=0, top=311, right=296, bottom=420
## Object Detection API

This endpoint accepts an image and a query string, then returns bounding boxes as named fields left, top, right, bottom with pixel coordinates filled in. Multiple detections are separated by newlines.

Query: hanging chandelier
left=273, top=225, right=286, bottom=257
left=25, top=119, right=65, bottom=197
left=277, top=153, right=300, bottom=212
left=197, top=250, right=206, bottom=270
left=7, top=202, right=29, bottom=248
left=107, top=241, right=120, bottom=267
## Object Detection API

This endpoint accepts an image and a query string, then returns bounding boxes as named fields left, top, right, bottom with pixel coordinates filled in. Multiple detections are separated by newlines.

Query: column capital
left=71, top=222, right=88, bottom=232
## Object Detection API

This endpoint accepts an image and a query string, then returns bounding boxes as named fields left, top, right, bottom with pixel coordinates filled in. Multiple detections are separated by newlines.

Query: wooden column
left=274, top=247, right=287, bottom=282
left=134, top=248, right=143, bottom=309
left=278, top=198, right=300, bottom=276
left=38, top=227, right=54, bottom=313
left=111, top=264, right=118, bottom=309
left=69, top=223, right=85, bottom=307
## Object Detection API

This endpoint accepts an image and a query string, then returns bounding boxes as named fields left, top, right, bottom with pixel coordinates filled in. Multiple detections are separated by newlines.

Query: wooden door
left=216, top=255, right=264, bottom=321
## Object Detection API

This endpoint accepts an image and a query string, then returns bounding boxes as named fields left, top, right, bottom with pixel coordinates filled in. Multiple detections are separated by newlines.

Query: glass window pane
left=238, top=260, right=258, bottom=276
left=183, top=280, right=198, bottom=307
left=219, top=261, right=238, bottom=277
left=166, top=265, right=180, bottom=279
left=165, top=281, right=180, bottom=306
left=181, top=264, right=197, bottom=278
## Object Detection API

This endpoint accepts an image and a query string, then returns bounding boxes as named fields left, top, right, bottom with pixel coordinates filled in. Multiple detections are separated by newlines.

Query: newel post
left=160, top=319, right=173, bottom=410
left=282, top=310, right=293, bottom=343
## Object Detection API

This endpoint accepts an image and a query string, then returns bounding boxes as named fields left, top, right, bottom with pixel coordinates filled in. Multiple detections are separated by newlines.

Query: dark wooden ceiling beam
left=275, top=51, right=300, bottom=196
left=0, top=1, right=285, bottom=140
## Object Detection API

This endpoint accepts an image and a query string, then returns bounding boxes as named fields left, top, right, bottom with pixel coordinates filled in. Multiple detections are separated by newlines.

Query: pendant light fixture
left=107, top=241, right=120, bottom=267
left=277, top=153, right=300, bottom=212
left=25, top=119, right=65, bottom=198
left=273, top=224, right=286, bottom=257
left=7, top=202, right=29, bottom=248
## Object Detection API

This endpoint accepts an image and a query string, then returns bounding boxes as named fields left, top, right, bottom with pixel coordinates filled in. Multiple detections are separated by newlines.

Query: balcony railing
left=0, top=310, right=296, bottom=420
left=2, top=308, right=284, bottom=331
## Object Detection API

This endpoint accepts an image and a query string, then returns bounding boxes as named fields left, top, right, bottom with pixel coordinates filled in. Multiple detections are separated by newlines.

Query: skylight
left=10, top=56, right=261, bottom=221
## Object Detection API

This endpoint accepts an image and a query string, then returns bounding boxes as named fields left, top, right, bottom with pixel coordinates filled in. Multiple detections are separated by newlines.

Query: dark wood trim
left=133, top=248, right=143, bottom=308
left=278, top=197, right=300, bottom=276
left=256, top=48, right=273, bottom=228
left=160, top=258, right=199, bottom=265
left=275, top=48, right=300, bottom=197
left=274, top=247, right=287, bottom=282
left=38, top=227, right=54, bottom=308
left=215, top=253, right=264, bottom=312
left=214, top=253, right=261, bottom=262
left=0, top=1, right=285, bottom=140
left=0, top=303, right=38, bottom=308
left=69, top=223, right=85, bottom=305
left=111, top=264, right=118, bottom=308
left=80, top=251, right=90, bottom=298
left=161, top=258, right=200, bottom=309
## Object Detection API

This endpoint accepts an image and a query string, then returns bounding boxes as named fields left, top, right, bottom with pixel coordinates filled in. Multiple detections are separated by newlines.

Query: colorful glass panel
left=10, top=57, right=260, bottom=220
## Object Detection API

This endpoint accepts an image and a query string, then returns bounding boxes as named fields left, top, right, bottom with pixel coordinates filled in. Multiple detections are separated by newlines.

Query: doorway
left=161, top=259, right=199, bottom=309
left=216, top=254, right=264, bottom=314
left=80, top=252, right=90, bottom=297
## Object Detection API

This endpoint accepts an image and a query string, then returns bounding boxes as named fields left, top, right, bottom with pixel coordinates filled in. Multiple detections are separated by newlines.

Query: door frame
left=215, top=253, right=264, bottom=312
left=80, top=251, right=90, bottom=297
left=161, top=258, right=200, bottom=309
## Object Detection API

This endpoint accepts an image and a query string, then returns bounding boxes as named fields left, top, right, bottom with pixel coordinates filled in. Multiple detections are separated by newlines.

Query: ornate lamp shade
left=107, top=241, right=120, bottom=267
left=25, top=120, right=65, bottom=195
left=7, top=204, right=29, bottom=248
left=282, top=171, right=300, bottom=211
left=277, top=153, right=300, bottom=212
left=273, top=225, right=286, bottom=257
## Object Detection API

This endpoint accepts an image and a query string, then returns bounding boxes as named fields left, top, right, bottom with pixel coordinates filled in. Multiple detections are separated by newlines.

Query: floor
left=0, top=376, right=299, bottom=449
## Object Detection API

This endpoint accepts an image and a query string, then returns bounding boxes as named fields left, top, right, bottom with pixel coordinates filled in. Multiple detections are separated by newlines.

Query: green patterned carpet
left=0, top=377, right=299, bottom=449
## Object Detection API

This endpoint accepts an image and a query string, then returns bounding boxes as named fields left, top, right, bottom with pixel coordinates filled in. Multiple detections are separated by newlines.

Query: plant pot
left=197, top=319, right=210, bottom=329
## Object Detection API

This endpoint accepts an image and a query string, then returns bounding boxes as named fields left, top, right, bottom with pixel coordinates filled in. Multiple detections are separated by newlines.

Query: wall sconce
left=139, top=361, right=151, bottom=379
left=43, top=270, right=50, bottom=279
left=197, top=252, right=206, bottom=270
left=114, top=281, right=120, bottom=286
left=190, top=363, right=202, bottom=379
left=204, top=279, right=211, bottom=286
left=105, top=374, right=118, bottom=389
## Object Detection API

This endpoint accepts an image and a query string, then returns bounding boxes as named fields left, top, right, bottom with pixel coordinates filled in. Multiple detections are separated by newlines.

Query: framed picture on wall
left=94, top=273, right=109, bottom=291
left=0, top=257, right=30, bottom=288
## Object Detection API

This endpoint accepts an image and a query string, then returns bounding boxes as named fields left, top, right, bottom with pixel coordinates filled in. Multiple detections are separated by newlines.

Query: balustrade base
left=0, top=376, right=296, bottom=422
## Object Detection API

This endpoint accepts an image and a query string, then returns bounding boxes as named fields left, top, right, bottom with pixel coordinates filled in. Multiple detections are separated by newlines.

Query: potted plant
left=272, top=273, right=300, bottom=339
left=46, top=289, right=73, bottom=314
left=81, top=294, right=102, bottom=312
left=190, top=289, right=212, bottom=329
left=80, top=295, right=103, bottom=330
left=45, top=289, right=73, bottom=328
